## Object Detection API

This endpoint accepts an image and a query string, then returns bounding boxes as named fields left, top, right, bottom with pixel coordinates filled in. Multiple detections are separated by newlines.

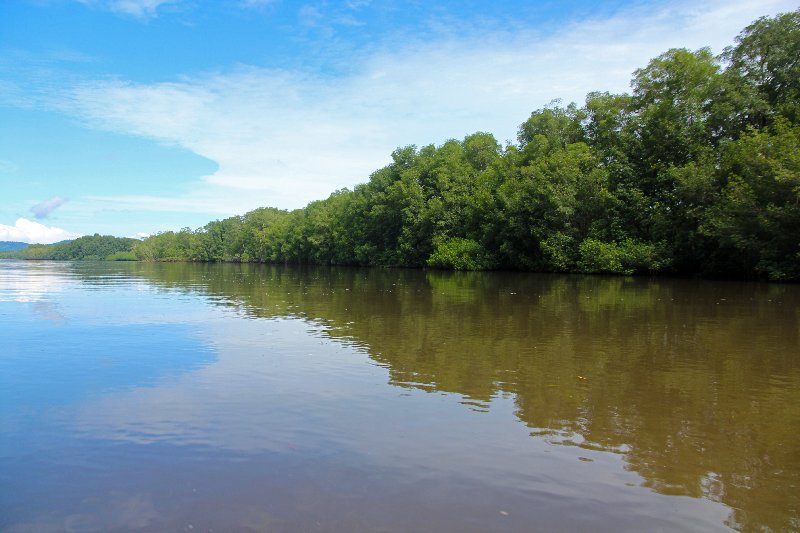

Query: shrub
left=427, top=238, right=496, bottom=270
left=106, top=251, right=137, bottom=261
left=578, top=238, right=668, bottom=274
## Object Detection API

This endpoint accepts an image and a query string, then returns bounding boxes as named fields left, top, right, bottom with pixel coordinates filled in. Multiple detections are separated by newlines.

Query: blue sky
left=0, top=0, right=796, bottom=243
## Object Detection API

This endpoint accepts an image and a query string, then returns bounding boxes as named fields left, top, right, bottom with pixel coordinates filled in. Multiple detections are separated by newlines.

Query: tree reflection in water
left=76, top=262, right=800, bottom=532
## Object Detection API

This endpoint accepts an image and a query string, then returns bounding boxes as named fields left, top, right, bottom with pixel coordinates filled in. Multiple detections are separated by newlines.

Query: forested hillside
left=2, top=235, right=136, bottom=261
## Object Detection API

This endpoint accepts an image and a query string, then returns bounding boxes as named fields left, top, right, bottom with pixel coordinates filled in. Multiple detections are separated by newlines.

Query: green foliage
left=724, top=10, right=800, bottom=123
left=427, top=238, right=496, bottom=271
left=518, top=101, right=586, bottom=155
left=701, top=119, right=800, bottom=279
left=106, top=251, right=137, bottom=261
left=578, top=239, right=669, bottom=275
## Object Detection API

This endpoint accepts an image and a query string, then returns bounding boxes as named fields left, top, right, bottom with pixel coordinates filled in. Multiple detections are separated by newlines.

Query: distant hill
left=0, top=235, right=136, bottom=261
left=0, top=241, right=29, bottom=252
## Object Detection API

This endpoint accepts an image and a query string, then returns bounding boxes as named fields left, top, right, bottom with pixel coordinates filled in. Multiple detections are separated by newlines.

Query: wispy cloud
left=345, top=0, right=372, bottom=9
left=85, top=188, right=264, bottom=215
left=76, top=0, right=179, bottom=18
left=239, top=0, right=275, bottom=9
left=298, top=5, right=324, bottom=27
left=0, top=218, right=79, bottom=244
left=30, top=196, right=68, bottom=219
left=20, top=0, right=800, bottom=217
left=0, top=159, right=19, bottom=174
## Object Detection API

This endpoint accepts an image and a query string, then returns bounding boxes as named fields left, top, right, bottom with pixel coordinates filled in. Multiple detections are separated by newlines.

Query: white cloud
left=0, top=218, right=79, bottom=244
left=44, top=0, right=800, bottom=213
left=77, top=0, right=178, bottom=18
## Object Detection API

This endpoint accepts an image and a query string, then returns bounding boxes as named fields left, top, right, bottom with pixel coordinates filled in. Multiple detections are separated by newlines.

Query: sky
left=0, top=0, right=797, bottom=243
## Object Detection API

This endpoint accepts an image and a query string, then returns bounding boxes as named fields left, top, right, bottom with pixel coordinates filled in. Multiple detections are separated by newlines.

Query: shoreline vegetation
left=3, top=11, right=799, bottom=280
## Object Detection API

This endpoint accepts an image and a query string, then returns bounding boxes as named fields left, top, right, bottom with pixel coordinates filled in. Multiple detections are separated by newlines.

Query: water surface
left=1, top=261, right=798, bottom=532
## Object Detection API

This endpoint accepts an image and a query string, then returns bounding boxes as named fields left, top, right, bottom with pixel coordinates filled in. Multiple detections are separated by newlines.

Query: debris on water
left=500, top=511, right=509, bottom=516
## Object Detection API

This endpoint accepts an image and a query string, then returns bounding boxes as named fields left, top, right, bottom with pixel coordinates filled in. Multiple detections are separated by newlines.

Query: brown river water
left=1, top=261, right=798, bottom=532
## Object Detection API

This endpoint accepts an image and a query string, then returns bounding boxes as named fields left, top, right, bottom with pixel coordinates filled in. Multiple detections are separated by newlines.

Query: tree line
left=5, top=11, right=799, bottom=279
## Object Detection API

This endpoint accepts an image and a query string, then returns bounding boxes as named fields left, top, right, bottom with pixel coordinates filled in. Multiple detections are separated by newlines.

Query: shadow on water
left=65, top=261, right=800, bottom=532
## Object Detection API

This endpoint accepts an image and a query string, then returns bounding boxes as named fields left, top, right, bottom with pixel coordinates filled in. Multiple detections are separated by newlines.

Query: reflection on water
left=1, top=261, right=798, bottom=532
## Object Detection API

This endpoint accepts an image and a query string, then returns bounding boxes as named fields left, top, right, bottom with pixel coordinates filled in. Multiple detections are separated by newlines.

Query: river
left=1, top=261, right=798, bottom=532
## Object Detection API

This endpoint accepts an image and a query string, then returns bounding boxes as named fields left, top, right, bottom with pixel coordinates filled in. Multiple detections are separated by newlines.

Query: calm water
left=1, top=261, right=798, bottom=532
